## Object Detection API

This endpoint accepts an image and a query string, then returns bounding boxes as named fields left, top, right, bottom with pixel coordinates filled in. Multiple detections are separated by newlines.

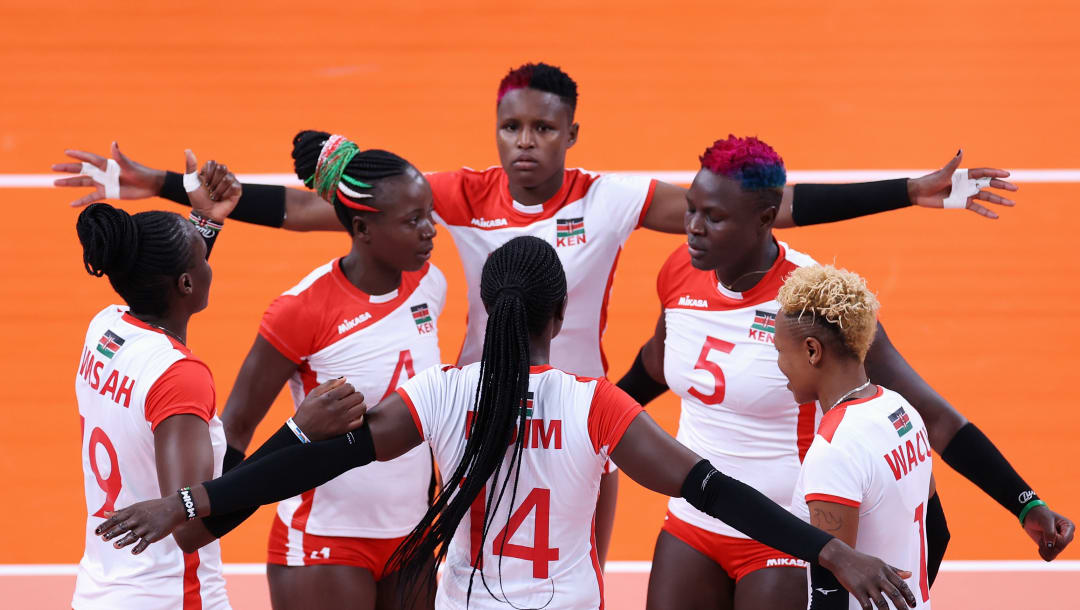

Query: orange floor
left=1, top=0, right=1077, bottom=595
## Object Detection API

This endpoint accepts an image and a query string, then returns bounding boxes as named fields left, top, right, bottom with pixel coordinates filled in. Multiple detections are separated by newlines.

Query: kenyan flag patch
left=556, top=217, right=586, bottom=247
left=96, top=329, right=126, bottom=359
left=888, top=407, right=913, bottom=438
left=411, top=303, right=434, bottom=335
left=522, top=391, right=534, bottom=418
left=749, top=310, right=777, bottom=344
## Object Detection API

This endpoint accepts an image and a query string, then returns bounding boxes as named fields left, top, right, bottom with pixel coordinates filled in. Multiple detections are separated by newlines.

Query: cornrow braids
left=776, top=264, right=881, bottom=360
left=497, top=62, right=579, bottom=117
left=291, top=130, right=414, bottom=234
left=76, top=203, right=196, bottom=317
left=390, top=236, right=567, bottom=608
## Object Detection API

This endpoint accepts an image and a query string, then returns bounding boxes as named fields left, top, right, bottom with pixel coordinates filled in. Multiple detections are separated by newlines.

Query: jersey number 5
left=687, top=337, right=735, bottom=405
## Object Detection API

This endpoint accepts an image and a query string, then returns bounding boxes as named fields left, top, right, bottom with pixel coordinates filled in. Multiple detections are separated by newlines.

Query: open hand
left=292, top=377, right=368, bottom=442
left=908, top=150, right=1018, bottom=219
left=52, top=142, right=166, bottom=207
left=1023, top=505, right=1076, bottom=561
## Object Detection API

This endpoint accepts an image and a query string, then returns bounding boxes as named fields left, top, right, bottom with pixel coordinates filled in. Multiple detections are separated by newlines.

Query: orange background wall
left=0, top=0, right=1076, bottom=564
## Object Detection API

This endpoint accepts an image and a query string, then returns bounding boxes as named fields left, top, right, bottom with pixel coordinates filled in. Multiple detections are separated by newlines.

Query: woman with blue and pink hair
left=616, top=135, right=1074, bottom=610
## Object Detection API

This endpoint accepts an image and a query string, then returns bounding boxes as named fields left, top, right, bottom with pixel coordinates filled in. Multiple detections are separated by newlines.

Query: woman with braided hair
left=70, top=154, right=245, bottom=609
left=97, top=236, right=920, bottom=610
left=209, top=130, right=442, bottom=609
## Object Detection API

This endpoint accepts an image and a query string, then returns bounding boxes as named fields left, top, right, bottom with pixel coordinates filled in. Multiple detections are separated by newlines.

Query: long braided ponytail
left=390, top=236, right=567, bottom=606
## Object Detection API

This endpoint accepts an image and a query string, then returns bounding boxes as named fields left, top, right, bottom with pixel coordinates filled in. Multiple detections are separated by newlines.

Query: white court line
left=8, top=169, right=1080, bottom=188
left=2, top=560, right=1078, bottom=576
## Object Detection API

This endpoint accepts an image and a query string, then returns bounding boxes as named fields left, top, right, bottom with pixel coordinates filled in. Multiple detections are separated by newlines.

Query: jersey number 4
left=688, top=337, right=735, bottom=405
left=471, top=486, right=561, bottom=579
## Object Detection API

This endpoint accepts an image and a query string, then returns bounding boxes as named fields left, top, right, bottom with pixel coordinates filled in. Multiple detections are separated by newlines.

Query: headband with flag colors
left=309, top=134, right=379, bottom=213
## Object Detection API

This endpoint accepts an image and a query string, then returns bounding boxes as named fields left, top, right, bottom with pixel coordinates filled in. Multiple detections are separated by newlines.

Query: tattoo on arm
left=812, top=508, right=845, bottom=532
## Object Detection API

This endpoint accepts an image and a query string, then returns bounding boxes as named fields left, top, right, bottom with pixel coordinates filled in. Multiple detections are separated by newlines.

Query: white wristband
left=285, top=417, right=311, bottom=444
left=943, top=169, right=992, bottom=209
left=183, top=171, right=202, bottom=193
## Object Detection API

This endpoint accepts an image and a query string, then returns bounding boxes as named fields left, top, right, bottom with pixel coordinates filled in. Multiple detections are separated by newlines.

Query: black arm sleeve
left=808, top=562, right=848, bottom=609
left=926, top=491, right=950, bottom=587
left=160, top=171, right=287, bottom=228
left=203, top=422, right=376, bottom=517
left=615, top=348, right=668, bottom=407
left=681, top=459, right=832, bottom=563
left=940, top=423, right=1038, bottom=518
left=791, top=179, right=911, bottom=226
left=201, top=425, right=302, bottom=538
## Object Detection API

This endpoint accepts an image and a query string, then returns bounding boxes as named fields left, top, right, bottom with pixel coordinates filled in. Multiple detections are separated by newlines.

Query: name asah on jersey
left=883, top=426, right=931, bottom=481
left=556, top=217, right=586, bottom=247
left=77, top=346, right=135, bottom=408
left=337, top=312, right=372, bottom=334
left=464, top=391, right=562, bottom=449
left=411, top=303, right=435, bottom=334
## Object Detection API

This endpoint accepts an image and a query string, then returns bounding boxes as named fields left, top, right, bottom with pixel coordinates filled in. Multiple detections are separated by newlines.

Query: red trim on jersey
left=290, top=489, right=317, bottom=549
left=144, top=359, right=216, bottom=431
left=122, top=312, right=194, bottom=356
left=259, top=260, right=432, bottom=363
left=634, top=179, right=659, bottom=229
left=182, top=551, right=202, bottom=610
left=529, top=364, right=554, bottom=374
left=427, top=167, right=602, bottom=228
left=817, top=386, right=883, bottom=443
left=656, top=241, right=801, bottom=311
left=596, top=246, right=623, bottom=374
left=805, top=493, right=861, bottom=508
left=796, top=402, right=816, bottom=463
left=586, top=379, right=645, bottom=454
left=589, top=515, right=605, bottom=610
left=395, top=387, right=424, bottom=438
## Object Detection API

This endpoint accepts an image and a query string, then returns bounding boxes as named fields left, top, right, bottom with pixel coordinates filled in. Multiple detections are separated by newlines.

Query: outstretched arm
left=864, top=322, right=1075, bottom=561
left=612, top=412, right=915, bottom=609
left=53, top=142, right=345, bottom=232
left=639, top=150, right=1018, bottom=234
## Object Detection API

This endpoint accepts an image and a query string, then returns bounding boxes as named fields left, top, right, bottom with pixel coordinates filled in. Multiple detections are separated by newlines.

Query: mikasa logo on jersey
left=470, top=217, right=508, bottom=228
left=678, top=295, right=708, bottom=308
left=337, top=313, right=372, bottom=334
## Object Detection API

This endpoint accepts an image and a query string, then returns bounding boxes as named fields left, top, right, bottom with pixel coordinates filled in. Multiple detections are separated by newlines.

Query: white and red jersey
left=397, top=363, right=644, bottom=610
left=792, top=387, right=934, bottom=610
left=428, top=167, right=656, bottom=377
left=660, top=241, right=821, bottom=539
left=259, top=259, right=445, bottom=540
left=73, top=306, right=229, bottom=610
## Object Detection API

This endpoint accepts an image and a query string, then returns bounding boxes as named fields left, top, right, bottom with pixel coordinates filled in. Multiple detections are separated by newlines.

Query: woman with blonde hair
left=774, top=265, right=933, bottom=609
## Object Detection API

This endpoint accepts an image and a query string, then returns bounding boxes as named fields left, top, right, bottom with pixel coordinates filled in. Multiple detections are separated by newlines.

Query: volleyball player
left=50, top=64, right=1018, bottom=567
left=221, top=131, right=442, bottom=609
left=775, top=265, right=933, bottom=610
left=97, top=236, right=918, bottom=610
left=615, top=135, right=1074, bottom=609
left=71, top=151, right=241, bottom=609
